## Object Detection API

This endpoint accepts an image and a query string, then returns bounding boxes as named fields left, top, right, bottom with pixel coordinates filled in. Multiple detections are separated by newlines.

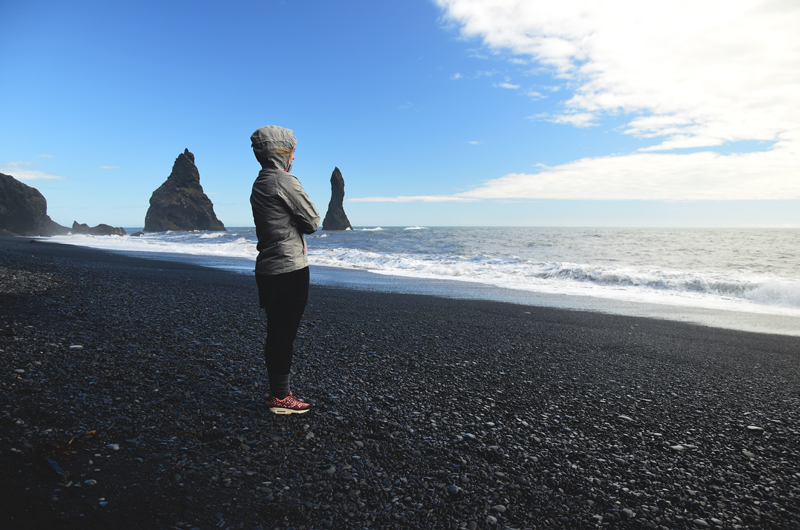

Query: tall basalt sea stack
left=0, top=172, right=68, bottom=236
left=144, top=149, right=225, bottom=232
left=322, top=167, right=352, bottom=230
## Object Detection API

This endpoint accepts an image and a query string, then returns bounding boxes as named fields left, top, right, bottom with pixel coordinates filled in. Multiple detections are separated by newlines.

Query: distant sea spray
left=45, top=227, right=800, bottom=316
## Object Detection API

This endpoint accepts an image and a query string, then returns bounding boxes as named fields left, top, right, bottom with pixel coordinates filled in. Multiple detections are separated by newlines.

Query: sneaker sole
left=269, top=407, right=310, bottom=415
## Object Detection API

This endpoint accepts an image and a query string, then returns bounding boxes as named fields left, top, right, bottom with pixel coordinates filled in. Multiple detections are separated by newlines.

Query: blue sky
left=1, top=0, right=798, bottom=228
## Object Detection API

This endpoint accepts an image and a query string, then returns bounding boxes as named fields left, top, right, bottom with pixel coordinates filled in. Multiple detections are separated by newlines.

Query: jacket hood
left=251, top=125, right=297, bottom=171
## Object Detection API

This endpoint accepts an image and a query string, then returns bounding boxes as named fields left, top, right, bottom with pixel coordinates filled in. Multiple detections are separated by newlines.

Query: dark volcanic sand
left=1, top=237, right=799, bottom=530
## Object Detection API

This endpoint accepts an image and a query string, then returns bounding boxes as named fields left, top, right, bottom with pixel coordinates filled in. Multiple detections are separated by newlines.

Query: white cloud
left=356, top=134, right=800, bottom=201
left=423, top=0, right=800, bottom=200
left=36, top=154, right=53, bottom=158
left=467, top=140, right=481, bottom=145
left=458, top=140, right=800, bottom=201
left=450, top=72, right=463, bottom=80
left=99, top=165, right=120, bottom=169
left=0, top=161, right=66, bottom=181
left=495, top=82, right=519, bottom=89
left=535, top=111, right=596, bottom=128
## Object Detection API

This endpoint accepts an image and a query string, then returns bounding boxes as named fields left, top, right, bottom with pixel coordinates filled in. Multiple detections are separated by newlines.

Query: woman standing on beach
left=250, top=125, right=320, bottom=414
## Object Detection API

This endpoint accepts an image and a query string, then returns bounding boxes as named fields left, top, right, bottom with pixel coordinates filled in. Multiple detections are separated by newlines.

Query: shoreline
left=310, top=265, right=800, bottom=338
left=2, top=237, right=799, bottom=529
left=34, top=235, right=800, bottom=337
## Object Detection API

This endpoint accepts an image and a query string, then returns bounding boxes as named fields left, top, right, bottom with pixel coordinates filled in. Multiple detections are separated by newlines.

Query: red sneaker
left=267, top=391, right=312, bottom=414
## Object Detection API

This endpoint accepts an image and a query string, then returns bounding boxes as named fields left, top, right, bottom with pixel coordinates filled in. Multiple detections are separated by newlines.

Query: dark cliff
left=144, top=149, right=225, bottom=232
left=0, top=172, right=69, bottom=236
left=321, top=167, right=352, bottom=231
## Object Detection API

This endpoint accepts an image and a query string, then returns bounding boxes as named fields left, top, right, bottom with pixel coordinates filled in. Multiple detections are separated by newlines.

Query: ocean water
left=42, top=227, right=800, bottom=333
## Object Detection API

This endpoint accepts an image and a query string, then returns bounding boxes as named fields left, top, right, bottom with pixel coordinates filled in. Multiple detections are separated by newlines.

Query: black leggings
left=256, top=267, right=309, bottom=377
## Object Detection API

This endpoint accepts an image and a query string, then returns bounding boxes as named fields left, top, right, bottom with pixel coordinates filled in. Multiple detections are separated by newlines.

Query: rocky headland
left=0, top=173, right=68, bottom=237
left=70, top=221, right=126, bottom=236
left=144, top=149, right=226, bottom=232
left=322, top=167, right=352, bottom=230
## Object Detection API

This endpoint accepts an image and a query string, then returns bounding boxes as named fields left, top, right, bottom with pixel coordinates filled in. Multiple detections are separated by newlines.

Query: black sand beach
left=1, top=237, right=799, bottom=530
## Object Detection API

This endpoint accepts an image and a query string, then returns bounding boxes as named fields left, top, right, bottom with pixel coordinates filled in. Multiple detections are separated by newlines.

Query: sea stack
left=0, top=172, right=69, bottom=236
left=322, top=167, right=352, bottom=230
left=144, top=149, right=226, bottom=232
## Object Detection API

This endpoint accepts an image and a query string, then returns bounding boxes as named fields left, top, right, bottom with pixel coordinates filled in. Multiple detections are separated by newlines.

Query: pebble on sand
left=3, top=238, right=800, bottom=530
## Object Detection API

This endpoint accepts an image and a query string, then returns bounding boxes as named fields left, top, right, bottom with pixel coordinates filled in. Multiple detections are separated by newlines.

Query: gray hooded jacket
left=250, top=126, right=320, bottom=275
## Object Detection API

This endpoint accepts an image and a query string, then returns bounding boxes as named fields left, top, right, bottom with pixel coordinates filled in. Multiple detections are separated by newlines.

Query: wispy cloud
left=0, top=161, right=66, bottom=181
left=495, top=82, right=519, bottom=89
left=413, top=0, right=800, bottom=201
left=467, top=48, right=489, bottom=60
left=458, top=144, right=800, bottom=201
left=533, top=111, right=596, bottom=128
left=353, top=139, right=800, bottom=202
left=36, top=154, right=53, bottom=158
left=450, top=72, right=463, bottom=80
left=99, top=165, right=120, bottom=169
left=466, top=140, right=481, bottom=145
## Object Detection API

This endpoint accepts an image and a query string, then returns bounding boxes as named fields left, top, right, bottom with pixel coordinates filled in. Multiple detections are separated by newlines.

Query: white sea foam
left=42, top=226, right=800, bottom=317
left=306, top=239, right=800, bottom=315
left=47, top=232, right=257, bottom=259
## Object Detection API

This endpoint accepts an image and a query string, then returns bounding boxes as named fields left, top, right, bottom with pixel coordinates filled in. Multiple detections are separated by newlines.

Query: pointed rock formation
left=0, top=172, right=69, bottom=236
left=144, top=149, right=225, bottom=232
left=322, top=167, right=352, bottom=231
